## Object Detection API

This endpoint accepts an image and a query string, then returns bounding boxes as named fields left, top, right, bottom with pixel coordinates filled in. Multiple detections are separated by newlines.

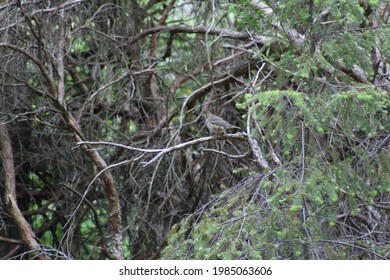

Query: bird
left=204, top=112, right=240, bottom=134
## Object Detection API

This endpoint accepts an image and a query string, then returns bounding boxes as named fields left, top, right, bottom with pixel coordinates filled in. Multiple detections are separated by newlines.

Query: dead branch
left=127, top=24, right=270, bottom=45
left=142, top=133, right=248, bottom=167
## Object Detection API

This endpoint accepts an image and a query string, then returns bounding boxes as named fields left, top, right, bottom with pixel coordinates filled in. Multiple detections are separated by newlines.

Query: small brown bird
left=204, top=112, right=240, bottom=134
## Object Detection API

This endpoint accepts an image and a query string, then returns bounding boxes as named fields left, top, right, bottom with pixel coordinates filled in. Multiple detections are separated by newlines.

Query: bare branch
left=0, top=43, right=57, bottom=98
left=200, top=148, right=250, bottom=159
left=75, top=140, right=164, bottom=153
left=142, top=133, right=248, bottom=167
left=127, top=24, right=271, bottom=45
left=0, top=123, right=48, bottom=260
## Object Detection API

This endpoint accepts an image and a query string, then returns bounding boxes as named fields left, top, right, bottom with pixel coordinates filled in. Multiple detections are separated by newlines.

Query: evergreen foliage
left=162, top=89, right=389, bottom=259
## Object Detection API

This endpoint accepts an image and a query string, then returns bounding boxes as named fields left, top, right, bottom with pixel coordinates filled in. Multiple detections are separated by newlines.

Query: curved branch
left=62, top=184, right=114, bottom=260
left=141, top=133, right=248, bottom=167
left=0, top=43, right=57, bottom=98
left=127, top=24, right=270, bottom=45
left=0, top=123, right=47, bottom=260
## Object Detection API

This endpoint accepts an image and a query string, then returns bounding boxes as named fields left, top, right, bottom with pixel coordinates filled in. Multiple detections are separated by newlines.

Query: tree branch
left=127, top=24, right=270, bottom=45
left=0, top=123, right=47, bottom=260
left=141, top=133, right=248, bottom=167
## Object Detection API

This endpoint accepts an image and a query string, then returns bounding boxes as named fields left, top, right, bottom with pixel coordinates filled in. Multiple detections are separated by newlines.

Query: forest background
left=0, top=0, right=389, bottom=260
